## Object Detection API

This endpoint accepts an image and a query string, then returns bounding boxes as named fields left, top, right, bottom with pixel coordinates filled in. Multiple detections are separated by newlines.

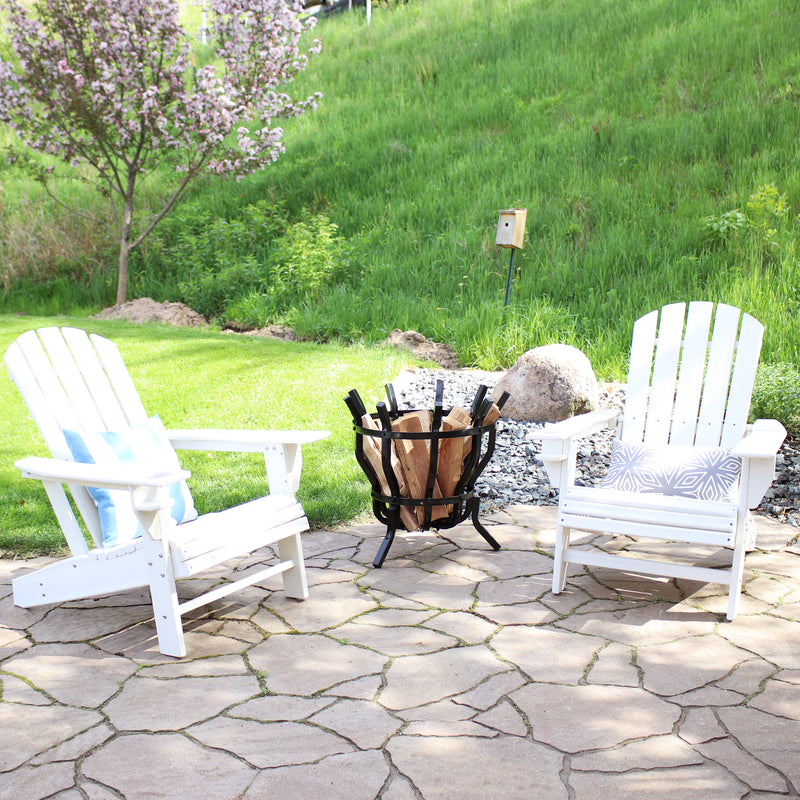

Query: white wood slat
left=695, top=304, right=740, bottom=446
left=175, top=517, right=309, bottom=577
left=5, top=332, right=81, bottom=458
left=62, top=327, right=129, bottom=432
left=37, top=327, right=106, bottom=434
left=172, top=495, right=301, bottom=561
left=90, top=334, right=149, bottom=427
left=670, top=301, right=713, bottom=445
left=177, top=558, right=294, bottom=615
left=721, top=313, right=763, bottom=448
left=563, top=550, right=733, bottom=586
left=621, top=308, right=659, bottom=443
left=559, top=513, right=734, bottom=546
left=643, top=303, right=686, bottom=446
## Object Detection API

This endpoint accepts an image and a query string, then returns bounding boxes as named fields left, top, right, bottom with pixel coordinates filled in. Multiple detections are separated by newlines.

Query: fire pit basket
left=345, top=381, right=508, bottom=567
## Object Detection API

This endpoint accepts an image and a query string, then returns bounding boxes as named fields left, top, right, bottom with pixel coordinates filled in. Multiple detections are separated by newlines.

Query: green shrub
left=750, top=362, right=800, bottom=435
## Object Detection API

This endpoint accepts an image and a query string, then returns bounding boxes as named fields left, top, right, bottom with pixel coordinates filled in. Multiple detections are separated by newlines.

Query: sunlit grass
left=3, top=0, right=800, bottom=378
left=0, top=316, right=424, bottom=555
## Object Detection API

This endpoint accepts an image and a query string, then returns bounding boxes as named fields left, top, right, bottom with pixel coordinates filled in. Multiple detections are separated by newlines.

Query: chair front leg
left=552, top=523, right=571, bottom=594
left=133, top=487, right=186, bottom=658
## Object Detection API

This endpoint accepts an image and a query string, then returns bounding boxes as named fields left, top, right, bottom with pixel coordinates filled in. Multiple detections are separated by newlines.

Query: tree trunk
left=116, top=195, right=135, bottom=305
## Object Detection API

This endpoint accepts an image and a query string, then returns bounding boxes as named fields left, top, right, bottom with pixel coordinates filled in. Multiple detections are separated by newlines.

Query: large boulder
left=495, top=344, right=599, bottom=422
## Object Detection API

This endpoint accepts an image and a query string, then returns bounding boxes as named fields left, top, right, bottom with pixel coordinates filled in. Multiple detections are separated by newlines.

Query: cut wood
left=392, top=411, right=449, bottom=524
left=360, top=414, right=420, bottom=531
left=462, top=402, right=502, bottom=462
left=437, top=406, right=472, bottom=508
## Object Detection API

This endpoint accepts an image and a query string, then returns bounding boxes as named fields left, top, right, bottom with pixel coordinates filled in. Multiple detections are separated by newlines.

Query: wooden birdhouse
left=495, top=208, right=527, bottom=249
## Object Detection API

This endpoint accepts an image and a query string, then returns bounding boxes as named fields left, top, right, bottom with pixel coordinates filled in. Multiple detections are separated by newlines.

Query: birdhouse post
left=496, top=208, right=527, bottom=305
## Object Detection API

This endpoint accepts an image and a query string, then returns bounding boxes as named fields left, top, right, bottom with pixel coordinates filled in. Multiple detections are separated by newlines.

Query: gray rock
left=494, top=344, right=599, bottom=422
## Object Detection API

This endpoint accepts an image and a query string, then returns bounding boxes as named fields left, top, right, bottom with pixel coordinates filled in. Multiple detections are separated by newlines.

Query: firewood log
left=360, top=414, right=420, bottom=531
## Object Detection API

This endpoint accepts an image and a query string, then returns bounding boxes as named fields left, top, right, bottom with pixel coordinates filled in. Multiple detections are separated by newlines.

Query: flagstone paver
left=570, top=734, right=705, bottom=771
left=635, top=635, right=751, bottom=695
left=103, top=674, right=260, bottom=730
left=248, top=633, right=386, bottom=696
left=82, top=733, right=255, bottom=800
left=387, top=735, right=568, bottom=800
left=0, top=703, right=102, bottom=770
left=243, top=749, right=390, bottom=800
left=569, top=763, right=748, bottom=800
left=3, top=762, right=76, bottom=800
left=379, top=644, right=510, bottom=710
left=309, top=698, right=403, bottom=748
left=328, top=621, right=457, bottom=655
left=511, top=683, right=680, bottom=752
left=491, top=625, right=607, bottom=684
left=189, top=717, right=354, bottom=767
left=4, top=642, right=137, bottom=707
left=1, top=507, right=799, bottom=798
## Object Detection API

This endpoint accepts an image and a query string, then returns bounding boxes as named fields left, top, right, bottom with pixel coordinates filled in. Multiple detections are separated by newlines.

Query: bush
left=750, top=362, right=800, bottom=435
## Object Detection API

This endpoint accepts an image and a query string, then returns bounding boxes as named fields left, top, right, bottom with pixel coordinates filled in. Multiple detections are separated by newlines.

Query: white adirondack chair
left=5, top=327, right=329, bottom=657
left=536, top=302, right=785, bottom=620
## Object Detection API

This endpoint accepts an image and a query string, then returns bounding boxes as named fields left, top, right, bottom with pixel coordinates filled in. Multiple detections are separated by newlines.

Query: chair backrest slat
left=6, top=329, right=81, bottom=459
left=669, top=301, right=713, bottom=445
left=721, top=312, right=763, bottom=447
left=642, top=302, right=686, bottom=447
left=36, top=327, right=109, bottom=435
left=694, top=304, right=741, bottom=446
left=620, top=302, right=762, bottom=450
left=621, top=308, right=659, bottom=443
left=89, top=333, right=149, bottom=428
left=62, top=327, right=132, bottom=431
left=6, top=328, right=150, bottom=460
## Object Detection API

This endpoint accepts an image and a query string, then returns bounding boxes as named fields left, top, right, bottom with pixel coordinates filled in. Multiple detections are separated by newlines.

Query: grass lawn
left=0, top=316, right=423, bottom=556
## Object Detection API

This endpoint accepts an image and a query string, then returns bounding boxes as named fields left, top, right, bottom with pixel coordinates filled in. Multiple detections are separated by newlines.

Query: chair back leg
left=278, top=532, right=310, bottom=600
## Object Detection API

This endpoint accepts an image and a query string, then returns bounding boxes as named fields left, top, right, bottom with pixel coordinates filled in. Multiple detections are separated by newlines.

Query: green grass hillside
left=3, top=0, right=800, bottom=376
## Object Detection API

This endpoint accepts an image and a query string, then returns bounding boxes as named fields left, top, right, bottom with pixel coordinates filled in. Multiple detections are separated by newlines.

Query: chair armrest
left=167, top=429, right=329, bottom=495
left=166, top=429, right=330, bottom=452
left=530, top=409, right=620, bottom=443
left=15, top=456, right=189, bottom=490
left=730, top=419, right=787, bottom=459
left=730, top=419, right=787, bottom=509
left=528, top=409, right=620, bottom=490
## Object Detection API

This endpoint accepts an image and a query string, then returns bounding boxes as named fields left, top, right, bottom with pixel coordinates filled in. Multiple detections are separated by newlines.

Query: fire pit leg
left=373, top=526, right=396, bottom=568
left=471, top=502, right=501, bottom=551
left=373, top=514, right=399, bottom=568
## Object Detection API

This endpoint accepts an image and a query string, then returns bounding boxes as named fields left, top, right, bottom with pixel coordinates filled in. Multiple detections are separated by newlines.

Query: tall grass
left=3, top=0, right=800, bottom=376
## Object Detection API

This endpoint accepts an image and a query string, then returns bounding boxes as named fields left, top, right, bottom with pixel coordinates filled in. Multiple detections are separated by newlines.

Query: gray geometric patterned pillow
left=601, top=441, right=741, bottom=502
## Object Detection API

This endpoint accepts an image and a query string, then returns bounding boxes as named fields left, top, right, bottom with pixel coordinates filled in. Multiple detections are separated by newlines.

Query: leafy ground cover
left=0, top=317, right=419, bottom=555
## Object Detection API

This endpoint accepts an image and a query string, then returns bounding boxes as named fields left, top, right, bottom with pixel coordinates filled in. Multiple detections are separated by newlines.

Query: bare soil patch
left=93, top=298, right=207, bottom=328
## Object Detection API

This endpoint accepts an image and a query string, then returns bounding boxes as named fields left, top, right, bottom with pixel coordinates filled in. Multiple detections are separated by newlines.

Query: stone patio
left=2, top=506, right=799, bottom=800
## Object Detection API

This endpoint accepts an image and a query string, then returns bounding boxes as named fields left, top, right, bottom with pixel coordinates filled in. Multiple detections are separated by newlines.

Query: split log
left=392, top=411, right=449, bottom=525
left=360, top=414, right=420, bottom=531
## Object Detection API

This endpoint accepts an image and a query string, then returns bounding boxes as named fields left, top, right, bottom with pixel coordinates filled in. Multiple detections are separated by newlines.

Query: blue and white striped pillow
left=63, top=415, right=198, bottom=548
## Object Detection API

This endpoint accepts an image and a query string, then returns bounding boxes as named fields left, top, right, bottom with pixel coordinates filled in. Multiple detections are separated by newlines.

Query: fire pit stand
left=345, top=381, right=508, bottom=567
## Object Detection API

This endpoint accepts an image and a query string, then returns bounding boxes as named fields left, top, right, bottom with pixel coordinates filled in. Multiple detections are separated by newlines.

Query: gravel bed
left=391, top=368, right=800, bottom=528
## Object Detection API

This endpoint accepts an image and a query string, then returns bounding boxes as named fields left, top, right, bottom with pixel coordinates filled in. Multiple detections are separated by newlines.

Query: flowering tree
left=0, top=0, right=321, bottom=304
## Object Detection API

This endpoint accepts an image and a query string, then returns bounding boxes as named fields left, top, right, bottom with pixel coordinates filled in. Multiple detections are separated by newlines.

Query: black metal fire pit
left=345, top=381, right=508, bottom=567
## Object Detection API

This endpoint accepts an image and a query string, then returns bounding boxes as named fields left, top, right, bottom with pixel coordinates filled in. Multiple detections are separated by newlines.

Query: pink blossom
left=0, top=0, right=321, bottom=303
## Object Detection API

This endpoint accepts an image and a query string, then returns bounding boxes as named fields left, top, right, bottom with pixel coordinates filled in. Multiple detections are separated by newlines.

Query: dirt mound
left=223, top=324, right=299, bottom=341
left=384, top=329, right=459, bottom=369
left=93, top=298, right=208, bottom=327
